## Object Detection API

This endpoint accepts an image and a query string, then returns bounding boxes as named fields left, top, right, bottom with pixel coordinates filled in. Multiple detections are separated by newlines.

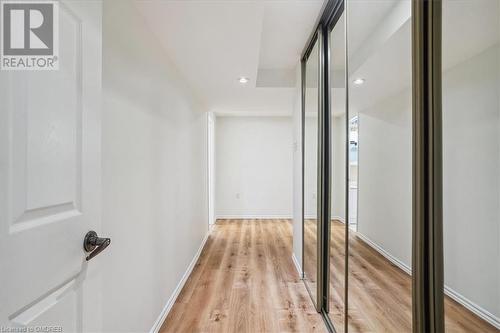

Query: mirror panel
left=303, top=39, right=320, bottom=308
left=328, top=10, right=347, bottom=331
left=442, top=0, right=500, bottom=331
left=347, top=1, right=413, bottom=331
left=301, top=1, right=500, bottom=331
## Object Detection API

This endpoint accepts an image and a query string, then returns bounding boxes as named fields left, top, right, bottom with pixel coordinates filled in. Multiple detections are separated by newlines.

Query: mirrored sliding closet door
left=301, top=1, right=499, bottom=332
left=327, top=8, right=347, bottom=332
left=345, top=0, right=414, bottom=332
left=442, top=0, right=500, bottom=331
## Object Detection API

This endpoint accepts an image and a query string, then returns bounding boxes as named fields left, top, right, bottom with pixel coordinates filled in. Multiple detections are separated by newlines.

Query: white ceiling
left=348, top=0, right=500, bottom=115
left=135, top=0, right=324, bottom=116
left=134, top=0, right=499, bottom=118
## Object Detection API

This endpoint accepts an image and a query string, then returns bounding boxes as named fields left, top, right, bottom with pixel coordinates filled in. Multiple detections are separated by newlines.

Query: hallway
left=162, top=220, right=498, bottom=333
left=1, top=0, right=499, bottom=331
left=160, top=220, right=326, bottom=333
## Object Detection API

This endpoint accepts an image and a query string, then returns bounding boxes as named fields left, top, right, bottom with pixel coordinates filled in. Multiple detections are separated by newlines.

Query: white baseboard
left=332, top=216, right=346, bottom=224
left=444, top=285, right=500, bottom=329
left=216, top=214, right=292, bottom=220
left=356, top=233, right=500, bottom=329
left=292, top=253, right=303, bottom=279
left=150, top=230, right=211, bottom=333
left=356, top=233, right=411, bottom=274
left=305, top=216, right=346, bottom=223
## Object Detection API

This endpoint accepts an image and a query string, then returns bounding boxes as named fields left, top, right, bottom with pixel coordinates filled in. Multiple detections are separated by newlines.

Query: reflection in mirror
left=303, top=39, right=319, bottom=307
left=329, top=11, right=347, bottom=331
left=443, top=0, right=500, bottom=331
left=348, top=116, right=358, bottom=232
left=346, top=0, right=499, bottom=331
left=347, top=0, right=413, bottom=331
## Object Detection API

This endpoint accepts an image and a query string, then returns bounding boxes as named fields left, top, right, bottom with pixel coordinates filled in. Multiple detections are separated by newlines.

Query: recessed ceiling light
left=353, top=78, right=365, bottom=86
left=238, top=77, right=250, bottom=84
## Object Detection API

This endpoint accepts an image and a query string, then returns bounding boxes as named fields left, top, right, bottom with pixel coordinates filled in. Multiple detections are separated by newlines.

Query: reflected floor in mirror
left=304, top=219, right=318, bottom=301
left=305, top=220, right=498, bottom=333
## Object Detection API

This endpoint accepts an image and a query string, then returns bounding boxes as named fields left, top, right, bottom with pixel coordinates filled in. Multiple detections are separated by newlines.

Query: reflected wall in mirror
left=346, top=0, right=499, bottom=331
left=347, top=0, right=414, bottom=331
left=348, top=116, right=358, bottom=232
left=442, top=0, right=500, bottom=331
left=328, top=10, right=347, bottom=331
left=301, top=0, right=500, bottom=330
left=303, top=39, right=320, bottom=308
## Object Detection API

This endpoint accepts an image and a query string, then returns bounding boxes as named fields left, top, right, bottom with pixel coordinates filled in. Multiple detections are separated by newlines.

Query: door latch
left=83, top=231, right=111, bottom=261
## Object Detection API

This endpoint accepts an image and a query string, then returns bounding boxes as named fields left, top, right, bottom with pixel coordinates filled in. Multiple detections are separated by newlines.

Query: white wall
left=442, top=45, right=499, bottom=321
left=304, top=116, right=318, bottom=218
left=102, top=1, right=208, bottom=331
left=358, top=45, right=500, bottom=323
left=215, top=116, right=293, bottom=218
left=207, top=112, right=216, bottom=225
left=304, top=113, right=346, bottom=222
left=292, top=64, right=304, bottom=272
left=332, top=114, right=346, bottom=220
left=357, top=89, right=413, bottom=265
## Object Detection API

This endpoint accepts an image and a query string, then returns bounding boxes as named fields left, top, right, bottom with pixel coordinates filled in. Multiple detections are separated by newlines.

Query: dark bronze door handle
left=83, top=231, right=111, bottom=261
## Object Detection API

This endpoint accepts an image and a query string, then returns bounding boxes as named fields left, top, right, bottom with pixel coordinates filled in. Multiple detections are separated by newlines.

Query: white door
left=0, top=1, right=103, bottom=332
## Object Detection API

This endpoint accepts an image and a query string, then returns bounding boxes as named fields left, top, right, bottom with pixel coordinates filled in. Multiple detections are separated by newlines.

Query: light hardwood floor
left=161, top=219, right=498, bottom=333
left=306, top=220, right=499, bottom=333
left=303, top=219, right=318, bottom=305
left=160, top=219, right=326, bottom=333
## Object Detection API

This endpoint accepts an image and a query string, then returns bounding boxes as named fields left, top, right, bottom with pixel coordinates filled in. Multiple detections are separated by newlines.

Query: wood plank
left=316, top=220, right=498, bottom=333
left=160, top=219, right=326, bottom=333
left=161, top=219, right=496, bottom=333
